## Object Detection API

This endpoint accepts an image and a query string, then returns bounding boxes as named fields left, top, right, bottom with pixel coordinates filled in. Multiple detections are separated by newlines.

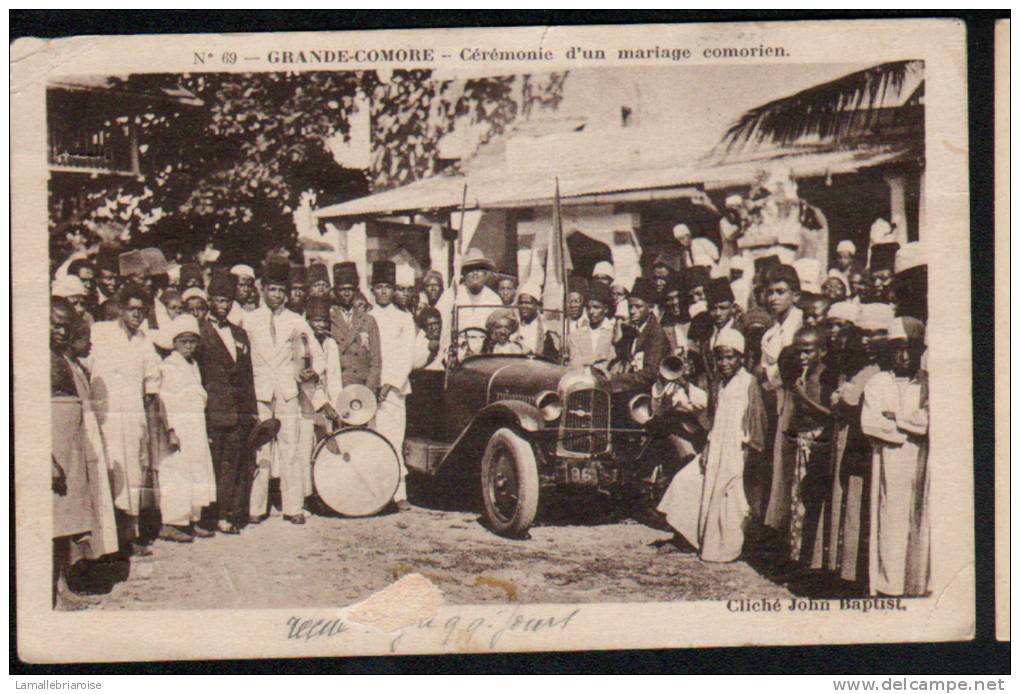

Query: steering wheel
left=453, top=327, right=490, bottom=359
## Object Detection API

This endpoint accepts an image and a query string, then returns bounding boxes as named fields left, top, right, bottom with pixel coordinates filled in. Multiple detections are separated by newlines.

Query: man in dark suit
left=329, top=262, right=381, bottom=392
left=610, top=277, right=668, bottom=394
left=198, top=270, right=258, bottom=534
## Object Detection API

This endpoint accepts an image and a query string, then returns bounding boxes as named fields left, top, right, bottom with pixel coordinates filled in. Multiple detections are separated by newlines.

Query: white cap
left=51, top=275, right=87, bottom=298
left=592, top=261, right=615, bottom=279
left=182, top=287, right=208, bottom=303
left=395, top=264, right=416, bottom=287
left=672, top=223, right=692, bottom=241
left=825, top=269, right=849, bottom=292
left=887, top=317, right=908, bottom=341
left=794, top=258, right=822, bottom=294
left=827, top=301, right=860, bottom=323
left=230, top=264, right=255, bottom=279
left=855, top=303, right=895, bottom=331
left=691, top=237, right=719, bottom=267
left=517, top=282, right=542, bottom=302
left=688, top=300, right=707, bottom=318
left=169, top=313, right=200, bottom=340
left=724, top=194, right=743, bottom=208
left=836, top=240, right=857, bottom=255
left=714, top=327, right=745, bottom=354
left=894, top=242, right=925, bottom=274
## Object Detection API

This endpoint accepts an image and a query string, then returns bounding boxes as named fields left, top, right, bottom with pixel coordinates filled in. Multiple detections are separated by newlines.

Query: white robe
left=861, top=371, right=929, bottom=596
left=697, top=369, right=754, bottom=562
left=157, top=352, right=217, bottom=526
left=87, top=320, right=162, bottom=516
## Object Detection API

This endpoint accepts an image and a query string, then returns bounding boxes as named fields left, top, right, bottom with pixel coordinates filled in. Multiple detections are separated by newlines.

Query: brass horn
left=659, top=354, right=686, bottom=382
left=336, top=384, right=378, bottom=427
left=629, top=393, right=653, bottom=426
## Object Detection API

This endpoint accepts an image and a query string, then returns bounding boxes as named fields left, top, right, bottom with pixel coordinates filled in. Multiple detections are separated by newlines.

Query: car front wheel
left=480, top=427, right=540, bottom=538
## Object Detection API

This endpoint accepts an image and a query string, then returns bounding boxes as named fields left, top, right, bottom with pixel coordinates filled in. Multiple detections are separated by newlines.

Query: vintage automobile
left=404, top=304, right=684, bottom=538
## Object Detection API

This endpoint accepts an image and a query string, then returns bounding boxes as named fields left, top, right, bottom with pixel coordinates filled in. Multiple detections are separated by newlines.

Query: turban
left=836, top=240, right=857, bottom=255
left=168, top=313, right=200, bottom=340
left=827, top=301, right=860, bottom=323
left=592, top=261, right=615, bottom=279
left=714, top=327, right=745, bottom=354
left=230, top=264, right=255, bottom=279
left=672, top=223, right=691, bottom=242
left=485, top=308, right=519, bottom=333
left=51, top=275, right=86, bottom=298
left=855, top=303, right=895, bottom=331
left=182, top=287, right=208, bottom=304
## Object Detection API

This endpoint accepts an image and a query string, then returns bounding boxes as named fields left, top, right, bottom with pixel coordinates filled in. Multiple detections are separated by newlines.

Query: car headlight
left=535, top=390, right=562, bottom=422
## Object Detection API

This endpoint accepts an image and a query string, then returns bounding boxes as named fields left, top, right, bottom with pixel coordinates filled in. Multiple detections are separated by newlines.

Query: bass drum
left=313, top=427, right=401, bottom=517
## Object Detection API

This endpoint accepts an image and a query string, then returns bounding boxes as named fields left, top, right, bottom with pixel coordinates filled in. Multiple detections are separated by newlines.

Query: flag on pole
left=542, top=178, right=572, bottom=313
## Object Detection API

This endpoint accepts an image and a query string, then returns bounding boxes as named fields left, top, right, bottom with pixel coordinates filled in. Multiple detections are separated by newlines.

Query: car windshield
left=452, top=304, right=565, bottom=363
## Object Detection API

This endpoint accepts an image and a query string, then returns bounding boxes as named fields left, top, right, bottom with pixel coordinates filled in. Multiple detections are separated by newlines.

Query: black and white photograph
left=12, top=18, right=977, bottom=661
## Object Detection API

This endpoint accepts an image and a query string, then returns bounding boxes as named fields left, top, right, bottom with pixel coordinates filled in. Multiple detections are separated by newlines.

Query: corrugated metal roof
left=313, top=144, right=915, bottom=220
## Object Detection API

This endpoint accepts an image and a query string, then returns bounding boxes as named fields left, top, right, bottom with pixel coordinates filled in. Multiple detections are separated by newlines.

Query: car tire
left=480, top=427, right=540, bottom=538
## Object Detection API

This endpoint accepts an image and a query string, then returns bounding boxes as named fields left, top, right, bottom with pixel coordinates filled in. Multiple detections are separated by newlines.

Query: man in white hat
left=591, top=261, right=615, bottom=287
left=671, top=224, right=695, bottom=268
left=393, top=263, right=418, bottom=314
left=227, top=264, right=258, bottom=323
left=437, top=248, right=501, bottom=355
left=719, top=194, right=747, bottom=261
left=52, top=275, right=91, bottom=324
left=511, top=281, right=547, bottom=356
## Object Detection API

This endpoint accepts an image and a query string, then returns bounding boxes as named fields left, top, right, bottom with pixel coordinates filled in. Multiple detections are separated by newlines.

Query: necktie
left=270, top=311, right=277, bottom=345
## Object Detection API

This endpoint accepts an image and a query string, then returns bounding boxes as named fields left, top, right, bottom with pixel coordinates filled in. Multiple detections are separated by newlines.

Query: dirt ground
left=88, top=494, right=792, bottom=610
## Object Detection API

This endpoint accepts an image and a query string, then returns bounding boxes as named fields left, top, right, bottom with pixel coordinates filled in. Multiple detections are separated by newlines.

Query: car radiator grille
left=560, top=389, right=610, bottom=455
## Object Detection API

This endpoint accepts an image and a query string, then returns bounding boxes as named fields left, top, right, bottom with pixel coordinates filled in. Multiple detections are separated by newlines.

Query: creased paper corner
left=348, top=572, right=444, bottom=632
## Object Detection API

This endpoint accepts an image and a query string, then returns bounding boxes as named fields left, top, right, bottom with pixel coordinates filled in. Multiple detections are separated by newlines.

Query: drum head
left=313, top=428, right=400, bottom=517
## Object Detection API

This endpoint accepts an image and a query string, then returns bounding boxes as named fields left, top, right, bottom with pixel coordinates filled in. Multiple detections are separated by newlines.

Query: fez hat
left=247, top=418, right=282, bottom=454
left=685, top=265, right=711, bottom=290
left=118, top=249, right=148, bottom=277
left=207, top=269, right=236, bottom=299
left=753, top=254, right=782, bottom=278
left=587, top=281, right=612, bottom=306
left=630, top=277, right=658, bottom=304
left=139, top=248, right=169, bottom=276
left=371, top=260, right=396, bottom=286
left=705, top=277, right=735, bottom=306
left=652, top=251, right=681, bottom=274
left=869, top=242, right=900, bottom=272
left=305, top=296, right=332, bottom=321
left=461, top=248, right=495, bottom=272
left=289, top=264, right=308, bottom=285
left=263, top=259, right=291, bottom=286
left=332, top=262, right=358, bottom=287
left=308, top=263, right=330, bottom=286
left=180, top=262, right=204, bottom=287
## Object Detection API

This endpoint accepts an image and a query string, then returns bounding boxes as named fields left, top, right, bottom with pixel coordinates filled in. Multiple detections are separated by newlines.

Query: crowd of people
left=48, top=205, right=929, bottom=609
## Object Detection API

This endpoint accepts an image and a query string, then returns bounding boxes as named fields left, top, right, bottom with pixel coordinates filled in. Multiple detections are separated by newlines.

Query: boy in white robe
left=157, top=314, right=217, bottom=542
left=861, top=317, right=929, bottom=596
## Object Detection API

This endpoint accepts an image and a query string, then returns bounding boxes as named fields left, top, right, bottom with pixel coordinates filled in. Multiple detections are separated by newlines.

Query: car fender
left=436, top=400, right=544, bottom=475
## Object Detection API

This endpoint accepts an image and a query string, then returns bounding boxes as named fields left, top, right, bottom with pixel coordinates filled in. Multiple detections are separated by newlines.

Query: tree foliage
left=48, top=69, right=567, bottom=268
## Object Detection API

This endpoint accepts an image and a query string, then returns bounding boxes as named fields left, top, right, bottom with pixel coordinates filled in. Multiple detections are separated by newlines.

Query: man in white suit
left=239, top=259, right=323, bottom=525
left=369, top=261, right=417, bottom=511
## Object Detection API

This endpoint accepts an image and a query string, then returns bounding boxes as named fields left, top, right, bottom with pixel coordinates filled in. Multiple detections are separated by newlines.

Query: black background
left=10, top=9, right=1008, bottom=675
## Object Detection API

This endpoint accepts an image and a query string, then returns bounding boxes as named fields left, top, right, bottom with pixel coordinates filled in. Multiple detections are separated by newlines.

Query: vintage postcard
left=12, top=18, right=974, bottom=662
